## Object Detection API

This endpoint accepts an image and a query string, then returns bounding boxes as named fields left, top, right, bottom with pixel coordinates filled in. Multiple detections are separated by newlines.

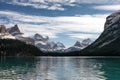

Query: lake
left=0, top=57, right=120, bottom=80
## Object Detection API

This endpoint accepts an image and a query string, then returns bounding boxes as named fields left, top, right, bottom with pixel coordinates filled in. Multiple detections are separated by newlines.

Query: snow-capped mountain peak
left=82, top=38, right=92, bottom=46
left=74, top=41, right=83, bottom=47
left=65, top=38, right=92, bottom=52
left=7, top=24, right=23, bottom=36
left=0, top=25, right=15, bottom=39
left=33, top=33, right=49, bottom=41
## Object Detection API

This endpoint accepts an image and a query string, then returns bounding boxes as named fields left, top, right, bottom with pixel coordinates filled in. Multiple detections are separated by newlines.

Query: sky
left=0, top=0, right=120, bottom=47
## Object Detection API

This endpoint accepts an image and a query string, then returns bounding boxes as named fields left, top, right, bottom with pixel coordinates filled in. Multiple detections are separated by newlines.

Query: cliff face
left=0, top=25, right=7, bottom=33
left=80, top=10, right=120, bottom=55
left=7, top=24, right=23, bottom=36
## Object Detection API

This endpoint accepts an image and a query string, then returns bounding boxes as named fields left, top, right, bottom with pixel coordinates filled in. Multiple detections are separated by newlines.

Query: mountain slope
left=65, top=38, right=92, bottom=52
left=0, top=39, right=44, bottom=56
left=79, top=10, right=120, bottom=56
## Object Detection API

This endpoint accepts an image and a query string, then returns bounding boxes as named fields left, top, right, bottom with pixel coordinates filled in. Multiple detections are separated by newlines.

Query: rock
left=65, top=46, right=82, bottom=52
left=7, top=24, right=23, bottom=36
left=35, top=41, right=65, bottom=52
left=65, top=39, right=92, bottom=52
left=33, top=33, right=49, bottom=41
left=82, top=38, right=92, bottom=47
left=52, top=42, right=65, bottom=49
left=0, top=25, right=15, bottom=39
left=0, top=25, right=7, bottom=33
left=74, top=41, right=83, bottom=47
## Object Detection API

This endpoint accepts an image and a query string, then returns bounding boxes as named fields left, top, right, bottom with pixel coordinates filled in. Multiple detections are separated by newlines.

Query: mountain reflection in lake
left=0, top=57, right=120, bottom=80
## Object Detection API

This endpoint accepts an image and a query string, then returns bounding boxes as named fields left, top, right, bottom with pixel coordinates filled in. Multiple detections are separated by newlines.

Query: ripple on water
left=0, top=57, right=120, bottom=80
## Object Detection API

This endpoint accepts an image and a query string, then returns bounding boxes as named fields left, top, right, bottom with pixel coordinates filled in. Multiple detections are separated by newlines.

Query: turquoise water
left=0, top=57, right=120, bottom=80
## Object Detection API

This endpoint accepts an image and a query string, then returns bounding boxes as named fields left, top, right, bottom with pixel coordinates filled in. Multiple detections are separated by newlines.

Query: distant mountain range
left=65, top=38, right=92, bottom=52
left=0, top=24, right=92, bottom=53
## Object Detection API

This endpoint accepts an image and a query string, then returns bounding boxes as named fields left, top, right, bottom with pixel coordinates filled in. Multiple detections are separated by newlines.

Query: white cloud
left=0, top=11, right=108, bottom=39
left=2, top=0, right=120, bottom=11
left=93, top=5, right=120, bottom=11
left=48, top=4, right=65, bottom=11
left=1, top=0, right=69, bottom=11
left=75, top=0, right=120, bottom=4
left=67, top=33, right=99, bottom=39
left=18, top=24, right=58, bottom=38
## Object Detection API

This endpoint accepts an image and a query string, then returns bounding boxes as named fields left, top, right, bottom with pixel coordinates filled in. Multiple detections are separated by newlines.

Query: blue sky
left=0, top=0, right=120, bottom=47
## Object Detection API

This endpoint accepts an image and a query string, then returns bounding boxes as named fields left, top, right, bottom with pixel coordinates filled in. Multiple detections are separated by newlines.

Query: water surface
left=0, top=57, right=120, bottom=80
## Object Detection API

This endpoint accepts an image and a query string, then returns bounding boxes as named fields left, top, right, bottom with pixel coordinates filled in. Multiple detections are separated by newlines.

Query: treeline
left=0, top=39, right=44, bottom=56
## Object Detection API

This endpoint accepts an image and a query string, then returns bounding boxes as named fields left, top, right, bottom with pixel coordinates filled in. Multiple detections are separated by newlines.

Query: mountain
left=74, top=39, right=92, bottom=48
left=5, top=24, right=35, bottom=45
left=0, top=25, right=44, bottom=56
left=0, top=25, right=7, bottom=33
left=52, top=42, right=65, bottom=49
left=65, top=38, right=92, bottom=52
left=0, top=25, right=15, bottom=39
left=33, top=33, right=49, bottom=41
left=7, top=24, right=23, bottom=36
left=1, top=24, right=94, bottom=54
left=1, top=24, right=93, bottom=54
left=17, top=36, right=35, bottom=45
left=82, top=38, right=93, bottom=47
left=0, top=39, right=44, bottom=56
left=35, top=41, right=50, bottom=50
left=31, top=33, right=65, bottom=52
left=79, top=10, right=120, bottom=56
left=65, top=46, right=82, bottom=52
left=65, top=41, right=82, bottom=52
left=74, top=41, right=83, bottom=47
left=0, top=25, right=66, bottom=53
left=35, top=41, right=65, bottom=52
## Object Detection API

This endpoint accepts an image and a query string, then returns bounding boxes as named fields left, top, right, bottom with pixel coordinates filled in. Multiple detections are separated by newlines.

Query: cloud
left=0, top=0, right=70, bottom=11
left=47, top=4, right=65, bottom=11
left=93, top=5, right=120, bottom=11
left=67, top=33, right=99, bottom=39
left=76, top=0, right=120, bottom=4
left=0, top=10, right=108, bottom=39
left=1, top=0, right=120, bottom=11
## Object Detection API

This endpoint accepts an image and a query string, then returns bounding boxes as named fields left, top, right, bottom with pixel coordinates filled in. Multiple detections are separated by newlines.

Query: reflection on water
left=0, top=57, right=120, bottom=80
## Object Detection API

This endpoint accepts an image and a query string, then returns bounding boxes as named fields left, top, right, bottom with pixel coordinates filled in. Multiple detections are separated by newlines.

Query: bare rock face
left=74, top=39, right=92, bottom=48
left=7, top=24, right=23, bottom=36
left=81, top=10, right=120, bottom=55
left=91, top=10, right=120, bottom=47
left=74, top=41, right=83, bottom=47
left=66, top=38, right=92, bottom=52
left=104, top=10, right=120, bottom=30
left=52, top=42, right=65, bottom=49
left=0, top=25, right=7, bottom=33
left=82, top=38, right=92, bottom=46
left=33, top=33, right=49, bottom=41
